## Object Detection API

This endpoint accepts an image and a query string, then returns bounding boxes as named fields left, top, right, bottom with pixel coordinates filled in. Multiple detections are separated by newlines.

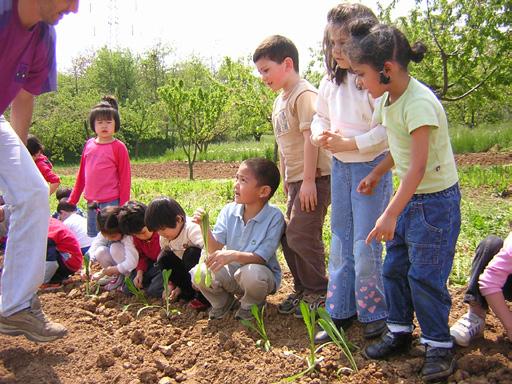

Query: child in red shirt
left=118, top=201, right=163, bottom=298
left=26, top=134, right=61, bottom=195
left=44, top=218, right=83, bottom=287
left=68, top=96, right=131, bottom=237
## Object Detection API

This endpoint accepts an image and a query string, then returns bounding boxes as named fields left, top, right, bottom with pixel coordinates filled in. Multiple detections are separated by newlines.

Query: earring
left=379, top=70, right=390, bottom=84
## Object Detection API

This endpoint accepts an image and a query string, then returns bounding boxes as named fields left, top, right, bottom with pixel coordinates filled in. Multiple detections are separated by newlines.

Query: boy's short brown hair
left=253, top=35, right=299, bottom=73
left=242, top=158, right=281, bottom=199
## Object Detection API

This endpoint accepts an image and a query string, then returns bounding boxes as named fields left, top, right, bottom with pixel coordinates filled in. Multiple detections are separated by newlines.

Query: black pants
left=464, top=235, right=512, bottom=309
left=46, top=244, right=73, bottom=283
left=158, top=247, right=208, bottom=303
left=123, top=261, right=164, bottom=298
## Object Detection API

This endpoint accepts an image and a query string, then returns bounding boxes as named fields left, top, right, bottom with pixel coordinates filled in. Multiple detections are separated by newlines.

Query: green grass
left=450, top=122, right=512, bottom=154
left=53, top=164, right=511, bottom=287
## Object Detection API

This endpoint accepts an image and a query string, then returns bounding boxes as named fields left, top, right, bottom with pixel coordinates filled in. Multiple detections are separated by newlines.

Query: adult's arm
left=10, top=89, right=35, bottom=144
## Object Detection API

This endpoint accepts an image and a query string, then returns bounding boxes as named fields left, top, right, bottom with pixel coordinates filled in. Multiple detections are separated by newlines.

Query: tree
left=159, top=74, right=230, bottom=180
left=217, top=57, right=274, bottom=142
left=381, top=0, right=511, bottom=125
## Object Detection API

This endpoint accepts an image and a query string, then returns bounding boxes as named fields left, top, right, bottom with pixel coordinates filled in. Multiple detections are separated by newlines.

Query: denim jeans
left=326, top=155, right=392, bottom=322
left=87, top=199, right=120, bottom=237
left=384, top=183, right=461, bottom=344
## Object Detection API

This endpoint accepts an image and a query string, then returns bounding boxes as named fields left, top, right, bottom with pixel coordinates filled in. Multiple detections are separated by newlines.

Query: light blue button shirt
left=213, top=202, right=285, bottom=288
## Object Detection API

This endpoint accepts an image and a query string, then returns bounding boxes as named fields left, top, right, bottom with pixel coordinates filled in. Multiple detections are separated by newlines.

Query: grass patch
left=450, top=122, right=512, bottom=154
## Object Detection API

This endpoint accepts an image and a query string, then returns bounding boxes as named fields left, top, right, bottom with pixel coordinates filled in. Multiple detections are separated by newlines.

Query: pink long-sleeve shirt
left=479, top=232, right=512, bottom=297
left=69, top=138, right=131, bottom=205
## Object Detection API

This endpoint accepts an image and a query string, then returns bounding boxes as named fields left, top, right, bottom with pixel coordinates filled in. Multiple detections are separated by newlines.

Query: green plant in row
left=240, top=304, right=271, bottom=352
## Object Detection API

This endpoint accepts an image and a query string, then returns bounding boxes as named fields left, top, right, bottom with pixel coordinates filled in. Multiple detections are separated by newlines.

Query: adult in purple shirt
left=0, top=0, right=79, bottom=343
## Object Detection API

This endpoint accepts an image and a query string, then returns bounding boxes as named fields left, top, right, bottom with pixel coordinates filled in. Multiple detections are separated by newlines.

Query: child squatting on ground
left=145, top=197, right=210, bottom=310
left=450, top=231, right=512, bottom=346
left=310, top=3, right=391, bottom=343
left=253, top=35, right=331, bottom=318
left=345, top=21, right=461, bottom=382
left=191, top=158, right=285, bottom=321
left=117, top=201, right=164, bottom=298
left=84, top=206, right=138, bottom=291
left=68, top=96, right=131, bottom=238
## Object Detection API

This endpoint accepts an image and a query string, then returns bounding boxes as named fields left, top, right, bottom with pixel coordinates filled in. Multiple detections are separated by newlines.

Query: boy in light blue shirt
left=191, top=158, right=285, bottom=321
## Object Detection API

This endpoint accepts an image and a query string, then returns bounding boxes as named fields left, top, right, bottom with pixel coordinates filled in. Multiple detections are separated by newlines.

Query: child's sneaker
left=278, top=291, right=303, bottom=314
left=188, top=298, right=209, bottom=311
left=39, top=282, right=63, bottom=292
left=294, top=293, right=325, bottom=318
left=450, top=312, right=485, bottom=347
left=104, top=274, right=124, bottom=291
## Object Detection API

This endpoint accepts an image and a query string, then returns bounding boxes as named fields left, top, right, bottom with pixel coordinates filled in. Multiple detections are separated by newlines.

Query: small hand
left=102, top=266, right=118, bottom=276
left=366, top=212, right=397, bottom=244
left=192, top=208, right=206, bottom=225
left=133, top=273, right=143, bottom=289
left=299, top=180, right=317, bottom=212
left=357, top=172, right=381, bottom=195
left=205, top=250, right=232, bottom=273
left=283, top=181, right=289, bottom=197
left=317, top=131, right=356, bottom=153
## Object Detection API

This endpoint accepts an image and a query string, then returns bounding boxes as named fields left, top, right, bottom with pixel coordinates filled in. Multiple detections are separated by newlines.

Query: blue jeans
left=384, top=183, right=461, bottom=344
left=326, top=155, right=392, bottom=323
left=87, top=199, right=120, bottom=237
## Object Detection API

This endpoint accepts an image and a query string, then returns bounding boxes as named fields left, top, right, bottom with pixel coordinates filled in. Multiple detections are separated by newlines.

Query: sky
left=55, top=0, right=413, bottom=73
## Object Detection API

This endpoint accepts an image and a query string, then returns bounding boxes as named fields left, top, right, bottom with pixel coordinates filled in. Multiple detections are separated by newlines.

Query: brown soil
left=2, top=152, right=511, bottom=384
left=0, top=274, right=511, bottom=384
left=55, top=151, right=512, bottom=181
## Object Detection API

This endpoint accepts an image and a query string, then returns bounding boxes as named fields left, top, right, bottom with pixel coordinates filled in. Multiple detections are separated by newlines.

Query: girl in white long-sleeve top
left=86, top=206, right=138, bottom=291
left=310, top=3, right=391, bottom=343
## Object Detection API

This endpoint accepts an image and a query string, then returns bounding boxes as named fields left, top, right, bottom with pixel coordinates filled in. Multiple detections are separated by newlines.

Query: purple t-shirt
left=0, top=0, right=57, bottom=114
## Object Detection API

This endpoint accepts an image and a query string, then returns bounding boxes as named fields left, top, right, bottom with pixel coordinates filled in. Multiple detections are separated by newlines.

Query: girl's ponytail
left=410, top=42, right=427, bottom=63
left=101, top=95, right=119, bottom=111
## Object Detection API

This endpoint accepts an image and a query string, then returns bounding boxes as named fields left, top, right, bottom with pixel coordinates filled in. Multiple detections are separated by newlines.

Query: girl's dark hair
left=145, top=197, right=186, bottom=232
left=345, top=21, right=427, bottom=72
left=89, top=95, right=121, bottom=133
left=26, top=134, right=44, bottom=156
left=57, top=198, right=77, bottom=213
left=118, top=201, right=147, bottom=235
left=55, top=186, right=72, bottom=201
left=323, top=3, right=378, bottom=85
left=96, top=206, right=122, bottom=235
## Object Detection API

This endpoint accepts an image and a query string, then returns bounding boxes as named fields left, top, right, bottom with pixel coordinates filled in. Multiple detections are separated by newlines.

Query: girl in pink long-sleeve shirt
left=69, top=96, right=131, bottom=237
left=450, top=231, right=512, bottom=346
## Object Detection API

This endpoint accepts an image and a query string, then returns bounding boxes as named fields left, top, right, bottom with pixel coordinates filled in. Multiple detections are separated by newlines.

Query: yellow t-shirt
left=375, top=78, right=458, bottom=194
left=272, top=79, right=331, bottom=183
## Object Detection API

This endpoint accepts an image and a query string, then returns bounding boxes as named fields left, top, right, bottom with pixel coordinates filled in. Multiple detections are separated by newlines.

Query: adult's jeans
left=326, top=155, right=391, bottom=323
left=0, top=116, right=49, bottom=316
left=384, top=183, right=461, bottom=346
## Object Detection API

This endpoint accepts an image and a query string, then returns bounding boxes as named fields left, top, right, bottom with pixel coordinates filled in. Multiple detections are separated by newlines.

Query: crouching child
left=191, top=158, right=285, bottom=321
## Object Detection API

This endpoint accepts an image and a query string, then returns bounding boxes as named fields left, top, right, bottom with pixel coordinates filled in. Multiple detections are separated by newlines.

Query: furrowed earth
left=1, top=153, right=511, bottom=384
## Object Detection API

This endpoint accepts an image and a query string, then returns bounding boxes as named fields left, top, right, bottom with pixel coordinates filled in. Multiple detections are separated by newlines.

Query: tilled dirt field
left=1, top=153, right=511, bottom=384
left=54, top=151, right=512, bottom=181
left=0, top=273, right=511, bottom=384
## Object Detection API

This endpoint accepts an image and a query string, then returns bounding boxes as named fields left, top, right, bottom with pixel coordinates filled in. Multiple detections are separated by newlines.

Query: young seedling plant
left=162, top=268, right=180, bottom=317
left=240, top=304, right=271, bottom=351
left=317, top=307, right=358, bottom=374
left=194, top=209, right=213, bottom=287
left=82, top=252, right=100, bottom=297
left=282, top=301, right=324, bottom=382
left=123, top=276, right=161, bottom=317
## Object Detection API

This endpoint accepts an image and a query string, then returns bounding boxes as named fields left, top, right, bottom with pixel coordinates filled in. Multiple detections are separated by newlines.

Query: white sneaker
left=104, top=274, right=124, bottom=291
left=450, top=312, right=485, bottom=347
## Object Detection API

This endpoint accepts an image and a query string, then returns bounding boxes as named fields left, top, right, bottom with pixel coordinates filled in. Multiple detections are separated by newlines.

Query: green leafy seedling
left=317, top=307, right=358, bottom=374
left=162, top=268, right=180, bottom=317
left=123, top=276, right=160, bottom=317
left=282, top=301, right=324, bottom=382
left=82, top=253, right=100, bottom=297
left=194, top=210, right=213, bottom=287
left=240, top=304, right=271, bottom=351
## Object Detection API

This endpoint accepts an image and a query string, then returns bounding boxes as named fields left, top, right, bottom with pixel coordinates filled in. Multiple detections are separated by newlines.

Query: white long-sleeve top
left=88, top=233, right=139, bottom=275
left=311, top=74, right=388, bottom=163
